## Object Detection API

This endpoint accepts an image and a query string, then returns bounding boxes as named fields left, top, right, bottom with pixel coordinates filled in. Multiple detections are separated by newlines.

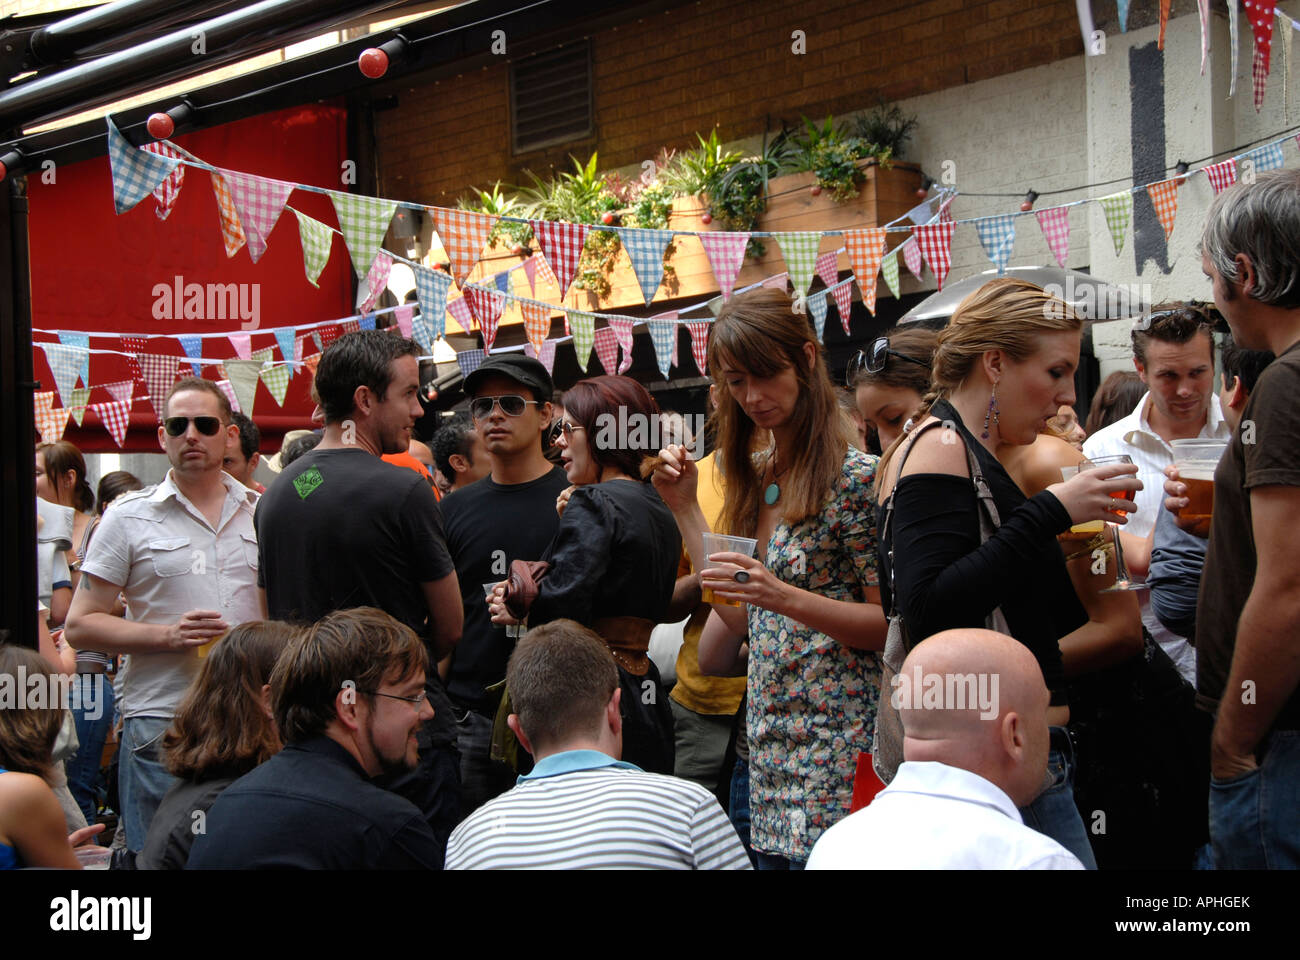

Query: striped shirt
left=445, top=750, right=752, bottom=870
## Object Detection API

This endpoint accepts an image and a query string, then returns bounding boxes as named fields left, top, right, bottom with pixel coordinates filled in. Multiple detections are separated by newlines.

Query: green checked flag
left=1098, top=191, right=1132, bottom=257
left=293, top=208, right=334, bottom=287
left=260, top=363, right=291, bottom=407
left=569, top=311, right=596, bottom=373
left=880, top=247, right=902, bottom=300
left=327, top=191, right=398, bottom=279
left=776, top=232, right=823, bottom=300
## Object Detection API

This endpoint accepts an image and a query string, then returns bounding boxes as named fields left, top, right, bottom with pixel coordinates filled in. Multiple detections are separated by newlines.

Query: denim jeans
left=728, top=758, right=757, bottom=867
left=755, top=851, right=806, bottom=871
left=1210, top=729, right=1300, bottom=869
left=1019, top=727, right=1098, bottom=869
left=454, top=708, right=518, bottom=822
left=65, top=674, right=115, bottom=834
left=119, top=716, right=178, bottom=853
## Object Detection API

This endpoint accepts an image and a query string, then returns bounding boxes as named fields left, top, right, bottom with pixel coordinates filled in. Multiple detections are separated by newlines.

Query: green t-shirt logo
left=293, top=466, right=324, bottom=500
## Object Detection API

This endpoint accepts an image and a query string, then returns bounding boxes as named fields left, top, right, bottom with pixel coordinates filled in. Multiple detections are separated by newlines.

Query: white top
left=1082, top=392, right=1229, bottom=684
left=79, top=470, right=262, bottom=719
left=36, top=498, right=75, bottom=607
left=806, top=761, right=1085, bottom=870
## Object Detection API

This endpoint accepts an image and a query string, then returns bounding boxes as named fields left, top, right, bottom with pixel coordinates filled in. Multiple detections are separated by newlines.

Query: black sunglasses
left=164, top=416, right=223, bottom=437
left=1131, top=302, right=1219, bottom=332
left=470, top=395, right=539, bottom=420
left=846, top=337, right=930, bottom=387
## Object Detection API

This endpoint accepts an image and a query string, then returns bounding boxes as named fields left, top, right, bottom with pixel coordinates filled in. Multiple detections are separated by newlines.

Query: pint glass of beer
left=1172, top=438, right=1228, bottom=530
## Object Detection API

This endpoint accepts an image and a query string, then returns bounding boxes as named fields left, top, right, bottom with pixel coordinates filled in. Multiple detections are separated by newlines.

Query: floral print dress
left=746, top=447, right=882, bottom=862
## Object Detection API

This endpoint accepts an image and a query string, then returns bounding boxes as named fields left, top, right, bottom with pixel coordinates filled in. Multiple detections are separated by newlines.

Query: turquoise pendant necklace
left=763, top=449, right=789, bottom=505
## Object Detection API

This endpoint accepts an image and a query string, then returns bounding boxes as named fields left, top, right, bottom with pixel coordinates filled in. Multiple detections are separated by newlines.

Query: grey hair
left=1201, top=169, right=1300, bottom=309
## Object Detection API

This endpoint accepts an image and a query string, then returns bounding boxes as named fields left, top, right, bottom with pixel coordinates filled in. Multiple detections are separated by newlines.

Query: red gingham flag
left=607, top=317, right=635, bottom=375
left=120, top=336, right=149, bottom=385
left=1203, top=158, right=1237, bottom=194
left=843, top=228, right=887, bottom=314
left=592, top=326, right=619, bottom=375
left=815, top=251, right=840, bottom=290
left=340, top=319, right=361, bottom=335
left=530, top=221, right=590, bottom=298
left=141, top=142, right=186, bottom=221
left=831, top=281, right=854, bottom=336
left=698, top=232, right=750, bottom=300
left=209, top=172, right=247, bottom=258
left=1035, top=206, right=1072, bottom=268
left=218, top=169, right=294, bottom=263
left=1147, top=179, right=1181, bottom=241
left=686, top=320, right=711, bottom=374
left=102, top=380, right=134, bottom=406
left=913, top=222, right=957, bottom=291
left=1246, top=0, right=1276, bottom=111
left=92, top=399, right=132, bottom=448
left=136, top=354, right=182, bottom=422
left=428, top=207, right=496, bottom=284
left=464, top=287, right=505, bottom=353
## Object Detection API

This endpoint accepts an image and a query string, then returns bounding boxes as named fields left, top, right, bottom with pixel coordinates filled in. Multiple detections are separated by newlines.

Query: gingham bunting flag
left=654, top=310, right=680, bottom=366
left=209, top=171, right=247, bottom=258
left=592, top=326, right=620, bottom=375
left=228, top=333, right=252, bottom=361
left=698, top=232, right=750, bottom=300
left=647, top=317, right=678, bottom=379
left=975, top=215, right=1017, bottom=274
left=393, top=305, right=414, bottom=339
left=806, top=291, right=829, bottom=342
left=301, top=355, right=321, bottom=379
left=530, top=221, right=591, bottom=298
left=328, top=192, right=397, bottom=279
left=761, top=273, right=789, bottom=291
left=1098, top=191, right=1133, bottom=256
left=224, top=360, right=263, bottom=418
left=136, top=354, right=182, bottom=421
left=456, top=350, right=485, bottom=377
left=120, top=336, right=148, bottom=384
left=534, top=252, right=558, bottom=290
left=686, top=320, right=711, bottom=374
left=360, top=313, right=377, bottom=331
left=213, top=379, right=239, bottom=413
left=103, top=380, right=134, bottom=406
left=523, top=257, right=538, bottom=294
left=177, top=334, right=204, bottom=376
left=251, top=347, right=274, bottom=365
left=429, top=208, right=496, bottom=284
left=569, top=311, right=596, bottom=372
left=34, top=391, right=54, bottom=417
left=901, top=236, right=924, bottom=281
left=219, top=170, right=294, bottom=263
left=880, top=248, right=902, bottom=300
left=40, top=343, right=84, bottom=408
left=913, top=222, right=957, bottom=290
left=293, top=208, right=333, bottom=287
left=447, top=296, right=474, bottom=336
left=1243, top=141, right=1285, bottom=174
left=91, top=399, right=131, bottom=448
left=274, top=328, right=297, bottom=371
left=260, top=362, right=291, bottom=407
left=360, top=251, right=394, bottom=314
left=141, top=142, right=186, bottom=220
left=607, top=317, right=635, bottom=375
left=494, top=272, right=510, bottom=295
left=776, top=232, right=822, bottom=300
left=521, top=299, right=551, bottom=355
left=35, top=403, right=70, bottom=444
left=830, top=280, right=854, bottom=336
left=706, top=296, right=724, bottom=317
left=317, top=324, right=344, bottom=350
left=843, top=228, right=887, bottom=314
left=69, top=387, right=91, bottom=427
left=464, top=287, right=505, bottom=353
left=619, top=228, right=675, bottom=305
left=815, top=251, right=840, bottom=290
left=1035, top=206, right=1072, bottom=268
left=294, top=335, right=311, bottom=365
left=523, top=339, right=557, bottom=376
left=1229, top=0, right=1240, bottom=98
left=1203, top=158, right=1238, bottom=194
left=105, top=118, right=183, bottom=215
left=340, top=319, right=361, bottom=336
left=1146, top=179, right=1181, bottom=242
left=412, top=315, right=436, bottom=352
left=58, top=332, right=91, bottom=385
left=413, top=265, right=452, bottom=341
left=1246, top=0, right=1275, bottom=110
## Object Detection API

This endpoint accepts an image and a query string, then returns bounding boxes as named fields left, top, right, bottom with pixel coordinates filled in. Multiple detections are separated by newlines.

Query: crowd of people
left=3, top=169, right=1298, bottom=871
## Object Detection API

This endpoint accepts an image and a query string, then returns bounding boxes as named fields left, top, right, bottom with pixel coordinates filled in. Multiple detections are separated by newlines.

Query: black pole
left=28, top=0, right=243, bottom=66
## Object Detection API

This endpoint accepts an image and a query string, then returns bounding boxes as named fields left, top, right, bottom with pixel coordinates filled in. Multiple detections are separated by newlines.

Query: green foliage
left=792, top=115, right=850, bottom=171
left=626, top=181, right=674, bottom=230
left=658, top=129, right=744, bottom=196
left=809, top=140, right=862, bottom=202
left=852, top=101, right=919, bottom=159
left=706, top=131, right=798, bottom=256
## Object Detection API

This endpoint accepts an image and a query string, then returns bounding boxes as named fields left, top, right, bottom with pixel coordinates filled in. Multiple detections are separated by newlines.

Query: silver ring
left=733, top=570, right=750, bottom=584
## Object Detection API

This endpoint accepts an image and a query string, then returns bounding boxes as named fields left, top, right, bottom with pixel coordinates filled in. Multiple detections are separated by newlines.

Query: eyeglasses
left=163, top=416, right=223, bottom=437
left=470, top=395, right=540, bottom=420
left=547, top=420, right=585, bottom=444
left=845, top=337, right=930, bottom=387
left=358, top=689, right=429, bottom=709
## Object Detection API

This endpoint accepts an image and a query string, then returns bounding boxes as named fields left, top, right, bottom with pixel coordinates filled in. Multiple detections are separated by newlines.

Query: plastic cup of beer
left=1058, top=465, right=1105, bottom=541
left=195, top=630, right=226, bottom=659
left=1172, top=438, right=1227, bottom=530
left=700, top=533, right=758, bottom=607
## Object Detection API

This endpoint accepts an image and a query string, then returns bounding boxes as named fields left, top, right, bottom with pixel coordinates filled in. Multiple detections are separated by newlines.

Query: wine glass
left=1076, top=455, right=1148, bottom=594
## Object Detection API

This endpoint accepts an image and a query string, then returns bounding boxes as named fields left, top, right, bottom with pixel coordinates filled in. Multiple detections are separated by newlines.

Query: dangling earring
left=982, top=382, right=1000, bottom=440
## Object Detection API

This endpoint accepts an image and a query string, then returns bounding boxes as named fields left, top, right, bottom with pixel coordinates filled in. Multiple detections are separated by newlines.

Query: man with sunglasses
left=439, top=353, right=569, bottom=817
left=66, top=377, right=264, bottom=856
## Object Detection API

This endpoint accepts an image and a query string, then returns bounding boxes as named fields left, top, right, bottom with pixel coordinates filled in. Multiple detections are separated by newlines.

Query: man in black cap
left=439, top=353, right=571, bottom=818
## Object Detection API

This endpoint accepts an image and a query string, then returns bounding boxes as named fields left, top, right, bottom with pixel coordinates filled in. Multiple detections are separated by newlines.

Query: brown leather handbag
left=503, top=559, right=551, bottom=620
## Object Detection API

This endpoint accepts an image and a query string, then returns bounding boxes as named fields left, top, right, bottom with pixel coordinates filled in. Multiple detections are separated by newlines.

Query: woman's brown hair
left=163, top=621, right=297, bottom=781
left=0, top=643, right=64, bottom=781
left=37, top=441, right=95, bottom=514
left=708, top=287, right=851, bottom=536
left=1083, top=370, right=1145, bottom=437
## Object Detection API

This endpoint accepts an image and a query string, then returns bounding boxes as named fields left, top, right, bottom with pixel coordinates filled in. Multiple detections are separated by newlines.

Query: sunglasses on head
left=846, top=337, right=930, bottom=387
left=1131, top=302, right=1218, bottom=333
left=470, top=395, right=540, bottom=420
left=163, top=416, right=223, bottom=437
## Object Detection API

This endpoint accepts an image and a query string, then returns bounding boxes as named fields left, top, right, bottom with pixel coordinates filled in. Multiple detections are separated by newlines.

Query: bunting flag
left=880, top=248, right=902, bottom=300
left=293, top=208, right=334, bottom=287
left=901, top=236, right=924, bottom=281
left=105, top=118, right=183, bottom=214
left=40, top=343, right=85, bottom=408
left=1246, top=0, right=1275, bottom=111
left=224, top=360, right=263, bottom=418
left=1243, top=141, right=1285, bottom=174
left=294, top=335, right=311, bottom=365
left=974, top=215, right=1017, bottom=274
left=592, top=326, right=620, bottom=375
left=536, top=339, right=557, bottom=376
left=413, top=265, right=451, bottom=341
left=136, top=354, right=181, bottom=421
left=340, top=319, right=360, bottom=336
left=209, top=171, right=247, bottom=258
left=831, top=281, right=854, bottom=335
left=177, top=334, right=204, bottom=376
left=533, top=252, right=558, bottom=290
left=1147, top=179, right=1181, bottom=241
left=1098, top=191, right=1133, bottom=256
left=705, top=295, right=724, bottom=316
left=647, top=317, right=678, bottom=378
left=1198, top=0, right=1211, bottom=75
left=913, top=222, right=957, bottom=290
left=34, top=390, right=54, bottom=417
left=1035, top=206, right=1072, bottom=268
left=698, top=232, right=750, bottom=300
left=607, top=316, right=635, bottom=375
left=103, top=380, right=134, bottom=406
left=412, top=315, right=436, bottom=351
left=1118, top=0, right=1129, bottom=32
left=429, top=208, right=496, bottom=284
left=620, top=228, right=675, bottom=305
left=260, top=362, right=291, bottom=407
left=686, top=320, right=711, bottom=374
left=120, top=336, right=149, bottom=385
left=274, top=327, right=297, bottom=371
left=761, top=273, right=789, bottom=290
left=69, top=387, right=92, bottom=427
left=1203, top=159, right=1237, bottom=194
left=1229, top=0, right=1240, bottom=98
left=35, top=402, right=70, bottom=444
left=328, top=193, right=398, bottom=279
left=360, top=313, right=377, bottom=331
left=569, top=311, right=596, bottom=373
left=1283, top=9, right=1294, bottom=122
left=141, top=142, right=186, bottom=220
left=464, top=287, right=505, bottom=353
left=228, top=333, right=252, bottom=361
left=776, top=231, right=822, bottom=300
left=447, top=296, right=475, bottom=336
left=316, top=323, right=343, bottom=350
left=843, top=228, right=887, bottom=314
left=455, top=349, right=485, bottom=377
left=494, top=272, right=510, bottom=295
left=393, top=305, right=414, bottom=338
left=360, top=250, right=394, bottom=314
left=215, top=379, right=240, bottom=414
left=1158, top=0, right=1170, bottom=49
left=815, top=251, right=840, bottom=291
left=807, top=291, right=829, bottom=342
left=301, top=355, right=322, bottom=379
left=530, top=221, right=591, bottom=297
left=58, top=332, right=91, bottom=385
left=520, top=299, right=552, bottom=355
left=219, top=170, right=294, bottom=263
left=522, top=256, right=538, bottom=295
left=91, top=399, right=132, bottom=447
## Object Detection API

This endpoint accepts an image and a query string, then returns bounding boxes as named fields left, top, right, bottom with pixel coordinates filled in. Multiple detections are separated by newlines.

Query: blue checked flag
left=106, top=118, right=182, bottom=215
left=58, top=332, right=91, bottom=384
left=274, top=328, right=297, bottom=378
left=975, top=215, right=1018, bottom=274
left=413, top=315, right=436, bottom=352
left=414, top=264, right=452, bottom=341
left=806, top=291, right=829, bottom=343
left=620, top=228, right=675, bottom=305
left=1243, top=142, right=1285, bottom=174
left=456, top=349, right=485, bottom=377
left=647, top=317, right=678, bottom=378
left=177, top=334, right=204, bottom=376
left=360, top=313, right=376, bottom=331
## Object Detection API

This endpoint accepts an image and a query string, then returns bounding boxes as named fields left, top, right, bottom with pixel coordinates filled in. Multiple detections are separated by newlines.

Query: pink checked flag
left=136, top=354, right=182, bottom=421
left=1035, top=206, right=1072, bottom=268
left=686, top=320, right=711, bottom=374
left=464, top=287, right=505, bottom=353
left=524, top=340, right=558, bottom=376
left=103, top=380, right=134, bottom=406
left=228, top=333, right=252, bottom=361
left=522, top=257, right=538, bottom=295
left=1203, top=158, right=1237, bottom=194
left=340, top=319, right=361, bottom=335
left=360, top=251, right=393, bottom=314
left=214, top=379, right=240, bottom=414
left=607, top=317, right=635, bottom=375
left=592, top=326, right=620, bottom=375
left=393, top=305, right=414, bottom=339
left=815, top=251, right=840, bottom=290
left=843, top=228, right=887, bottom=314
left=831, top=280, right=854, bottom=336
left=141, top=142, right=186, bottom=221
left=901, top=237, right=924, bottom=281
left=219, top=170, right=294, bottom=263
left=530, top=221, right=590, bottom=298
left=92, top=400, right=132, bottom=448
left=447, top=296, right=474, bottom=336
left=698, top=232, right=750, bottom=300
left=913, top=222, right=957, bottom=291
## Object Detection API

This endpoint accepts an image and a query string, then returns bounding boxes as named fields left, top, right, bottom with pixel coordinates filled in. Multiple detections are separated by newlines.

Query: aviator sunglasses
left=164, top=416, right=223, bottom=437
left=845, top=337, right=930, bottom=387
left=470, top=395, right=540, bottom=420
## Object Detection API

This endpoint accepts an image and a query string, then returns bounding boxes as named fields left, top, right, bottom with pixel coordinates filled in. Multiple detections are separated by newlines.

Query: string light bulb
left=1020, top=189, right=1039, bottom=212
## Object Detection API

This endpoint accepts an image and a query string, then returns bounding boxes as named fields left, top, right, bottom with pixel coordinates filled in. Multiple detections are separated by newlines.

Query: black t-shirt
left=440, top=466, right=571, bottom=714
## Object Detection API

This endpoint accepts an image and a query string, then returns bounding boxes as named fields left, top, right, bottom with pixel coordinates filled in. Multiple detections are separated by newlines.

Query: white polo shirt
left=79, top=470, right=262, bottom=719
left=1082, top=393, right=1229, bottom=683
left=806, top=761, right=1084, bottom=870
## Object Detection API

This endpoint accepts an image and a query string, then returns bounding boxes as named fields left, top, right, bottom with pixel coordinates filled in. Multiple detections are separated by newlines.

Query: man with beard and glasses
left=187, top=608, right=442, bottom=869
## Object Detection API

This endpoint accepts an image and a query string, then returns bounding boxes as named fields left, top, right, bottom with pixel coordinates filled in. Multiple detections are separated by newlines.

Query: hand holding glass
left=700, top=533, right=758, bottom=607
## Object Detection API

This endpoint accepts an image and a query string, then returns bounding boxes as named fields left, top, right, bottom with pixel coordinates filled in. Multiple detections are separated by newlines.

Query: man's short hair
left=311, top=331, right=420, bottom=423
left=430, top=413, right=476, bottom=479
left=164, top=377, right=232, bottom=422
left=270, top=607, right=428, bottom=743
left=1131, top=301, right=1217, bottom=366
left=1202, top=168, right=1300, bottom=310
left=230, top=411, right=261, bottom=460
left=506, top=620, right=617, bottom=751
left=1219, top=333, right=1275, bottom=394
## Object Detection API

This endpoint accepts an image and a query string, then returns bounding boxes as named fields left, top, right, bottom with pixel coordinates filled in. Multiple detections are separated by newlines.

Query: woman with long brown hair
left=653, top=287, right=886, bottom=869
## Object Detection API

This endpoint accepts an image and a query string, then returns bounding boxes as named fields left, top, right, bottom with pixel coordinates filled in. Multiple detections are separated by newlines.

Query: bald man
left=807, top=629, right=1084, bottom=869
